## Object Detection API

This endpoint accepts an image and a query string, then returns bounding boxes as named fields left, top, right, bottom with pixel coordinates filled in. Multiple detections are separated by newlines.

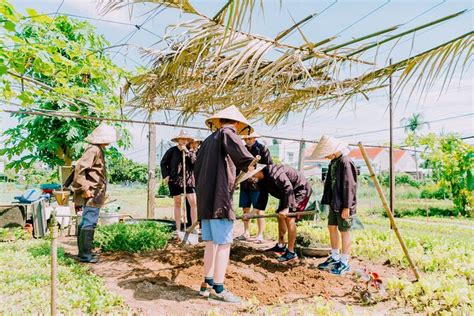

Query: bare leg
left=173, top=195, right=182, bottom=232
left=242, top=207, right=250, bottom=237
left=328, top=225, right=340, bottom=250
left=341, top=231, right=351, bottom=256
left=213, top=243, right=231, bottom=284
left=285, top=217, right=296, bottom=252
left=277, top=216, right=287, bottom=245
left=256, top=209, right=265, bottom=237
left=186, top=193, right=198, bottom=224
left=204, top=241, right=218, bottom=278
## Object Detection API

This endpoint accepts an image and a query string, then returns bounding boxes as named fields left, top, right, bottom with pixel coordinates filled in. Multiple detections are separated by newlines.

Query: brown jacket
left=195, top=126, right=254, bottom=220
left=72, top=144, right=107, bottom=208
left=321, top=155, right=357, bottom=214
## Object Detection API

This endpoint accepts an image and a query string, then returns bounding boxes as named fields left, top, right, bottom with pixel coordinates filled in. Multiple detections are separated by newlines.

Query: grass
left=0, top=239, right=127, bottom=314
left=252, top=215, right=473, bottom=313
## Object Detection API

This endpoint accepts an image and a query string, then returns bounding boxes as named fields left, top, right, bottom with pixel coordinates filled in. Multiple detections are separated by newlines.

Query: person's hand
left=82, top=190, right=93, bottom=199
left=163, top=176, right=169, bottom=184
left=242, top=213, right=251, bottom=221
left=247, top=165, right=255, bottom=172
left=278, top=208, right=289, bottom=219
left=341, top=208, right=350, bottom=219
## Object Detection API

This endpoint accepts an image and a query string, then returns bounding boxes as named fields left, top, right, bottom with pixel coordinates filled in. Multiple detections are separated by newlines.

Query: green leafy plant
left=94, top=222, right=172, bottom=253
left=420, top=184, right=450, bottom=200
left=106, top=148, right=148, bottom=184
left=0, top=1, right=130, bottom=171
left=419, top=133, right=474, bottom=215
left=157, top=181, right=170, bottom=196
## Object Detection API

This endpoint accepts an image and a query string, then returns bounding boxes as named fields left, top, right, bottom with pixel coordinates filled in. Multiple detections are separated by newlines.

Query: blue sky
left=2, top=0, right=473, bottom=163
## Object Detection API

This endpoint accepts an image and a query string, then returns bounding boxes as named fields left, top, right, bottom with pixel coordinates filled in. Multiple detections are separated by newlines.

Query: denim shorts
left=201, top=219, right=234, bottom=245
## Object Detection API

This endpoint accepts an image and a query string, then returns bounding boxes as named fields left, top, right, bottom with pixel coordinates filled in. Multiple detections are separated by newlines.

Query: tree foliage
left=106, top=148, right=148, bottom=184
left=419, top=133, right=474, bottom=215
left=0, top=1, right=130, bottom=170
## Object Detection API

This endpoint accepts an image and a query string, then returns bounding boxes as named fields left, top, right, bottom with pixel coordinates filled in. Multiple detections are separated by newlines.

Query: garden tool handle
left=182, top=149, right=187, bottom=231
left=234, top=155, right=261, bottom=190
left=184, top=220, right=200, bottom=234
left=236, top=210, right=315, bottom=220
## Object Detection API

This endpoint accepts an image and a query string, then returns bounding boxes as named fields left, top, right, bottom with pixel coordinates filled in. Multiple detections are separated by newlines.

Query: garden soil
left=60, top=229, right=412, bottom=315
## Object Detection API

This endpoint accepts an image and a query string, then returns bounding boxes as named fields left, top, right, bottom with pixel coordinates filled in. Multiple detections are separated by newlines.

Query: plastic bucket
left=100, top=213, right=120, bottom=226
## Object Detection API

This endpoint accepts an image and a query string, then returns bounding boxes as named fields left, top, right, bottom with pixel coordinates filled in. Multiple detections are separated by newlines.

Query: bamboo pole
left=358, top=142, right=420, bottom=281
left=49, top=209, right=58, bottom=316
left=147, top=124, right=157, bottom=219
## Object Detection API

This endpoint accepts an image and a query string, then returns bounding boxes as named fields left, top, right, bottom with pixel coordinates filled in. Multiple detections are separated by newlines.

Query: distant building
left=304, top=144, right=418, bottom=176
left=267, top=139, right=300, bottom=167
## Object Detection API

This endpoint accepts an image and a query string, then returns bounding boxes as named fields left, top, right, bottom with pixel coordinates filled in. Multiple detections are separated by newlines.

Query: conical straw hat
left=171, top=129, right=194, bottom=143
left=242, top=131, right=261, bottom=139
left=310, top=135, right=349, bottom=159
left=237, top=164, right=267, bottom=184
left=85, top=123, right=117, bottom=145
left=205, top=105, right=253, bottom=135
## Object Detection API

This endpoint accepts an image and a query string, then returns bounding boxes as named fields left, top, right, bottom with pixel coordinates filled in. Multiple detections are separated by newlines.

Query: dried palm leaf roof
left=100, top=1, right=473, bottom=125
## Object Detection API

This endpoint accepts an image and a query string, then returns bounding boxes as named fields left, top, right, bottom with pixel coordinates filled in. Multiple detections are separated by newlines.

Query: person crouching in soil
left=195, top=105, right=255, bottom=303
left=236, top=132, right=273, bottom=243
left=242, top=164, right=312, bottom=264
left=312, top=135, right=357, bottom=276
left=160, top=130, right=198, bottom=236
left=73, top=123, right=117, bottom=263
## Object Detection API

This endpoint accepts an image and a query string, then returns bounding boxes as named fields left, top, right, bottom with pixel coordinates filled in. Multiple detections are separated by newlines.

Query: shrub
left=157, top=181, right=170, bottom=196
left=380, top=173, right=421, bottom=188
left=94, top=222, right=172, bottom=253
left=420, top=184, right=450, bottom=200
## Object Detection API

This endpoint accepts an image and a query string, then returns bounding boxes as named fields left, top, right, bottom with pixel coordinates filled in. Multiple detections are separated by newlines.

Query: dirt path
left=61, top=229, right=412, bottom=315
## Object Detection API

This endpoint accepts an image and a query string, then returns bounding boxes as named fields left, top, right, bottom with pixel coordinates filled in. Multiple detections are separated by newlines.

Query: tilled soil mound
left=93, top=242, right=353, bottom=306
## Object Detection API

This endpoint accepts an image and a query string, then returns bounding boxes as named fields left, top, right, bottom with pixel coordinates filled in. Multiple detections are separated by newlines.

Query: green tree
left=106, top=148, right=148, bottom=184
left=401, top=113, right=429, bottom=179
left=419, top=133, right=473, bottom=215
left=0, top=1, right=130, bottom=171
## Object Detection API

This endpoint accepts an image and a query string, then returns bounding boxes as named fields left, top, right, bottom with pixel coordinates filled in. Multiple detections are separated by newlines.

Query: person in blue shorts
left=194, top=106, right=255, bottom=304
left=236, top=132, right=273, bottom=242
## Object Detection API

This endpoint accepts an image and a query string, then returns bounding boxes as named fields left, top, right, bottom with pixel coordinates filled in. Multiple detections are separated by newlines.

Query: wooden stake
left=358, top=142, right=420, bottom=281
left=49, top=209, right=58, bottom=316
left=147, top=124, right=157, bottom=219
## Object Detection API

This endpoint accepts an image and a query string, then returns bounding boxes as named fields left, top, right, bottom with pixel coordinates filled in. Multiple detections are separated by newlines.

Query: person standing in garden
left=312, top=135, right=357, bottom=276
left=236, top=132, right=273, bottom=243
left=73, top=123, right=117, bottom=263
left=160, top=130, right=198, bottom=236
left=195, top=105, right=255, bottom=303
left=241, top=164, right=312, bottom=263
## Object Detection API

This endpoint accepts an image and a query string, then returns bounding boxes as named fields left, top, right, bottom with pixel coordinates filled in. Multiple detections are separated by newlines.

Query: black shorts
left=168, top=183, right=195, bottom=197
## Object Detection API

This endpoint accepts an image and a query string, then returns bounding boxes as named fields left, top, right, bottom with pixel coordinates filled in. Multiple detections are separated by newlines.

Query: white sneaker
left=254, top=235, right=264, bottom=243
left=199, top=282, right=211, bottom=297
left=209, top=289, right=241, bottom=303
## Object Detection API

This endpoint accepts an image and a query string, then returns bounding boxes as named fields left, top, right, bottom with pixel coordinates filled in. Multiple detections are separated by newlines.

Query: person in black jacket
left=241, top=164, right=312, bottom=264
left=160, top=130, right=197, bottom=235
left=236, top=132, right=273, bottom=242
left=311, top=135, right=357, bottom=276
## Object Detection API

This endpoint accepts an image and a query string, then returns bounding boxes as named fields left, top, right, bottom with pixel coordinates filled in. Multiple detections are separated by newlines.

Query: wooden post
left=49, top=209, right=58, bottom=316
left=358, top=142, right=420, bottom=281
left=298, top=140, right=305, bottom=172
left=147, top=124, right=157, bottom=219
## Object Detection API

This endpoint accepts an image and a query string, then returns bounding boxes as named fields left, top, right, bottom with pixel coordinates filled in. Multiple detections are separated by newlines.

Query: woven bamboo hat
left=242, top=132, right=261, bottom=139
left=85, top=123, right=117, bottom=145
left=310, top=135, right=349, bottom=159
left=171, top=129, right=194, bottom=143
left=237, top=164, right=267, bottom=184
left=205, top=105, right=253, bottom=135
